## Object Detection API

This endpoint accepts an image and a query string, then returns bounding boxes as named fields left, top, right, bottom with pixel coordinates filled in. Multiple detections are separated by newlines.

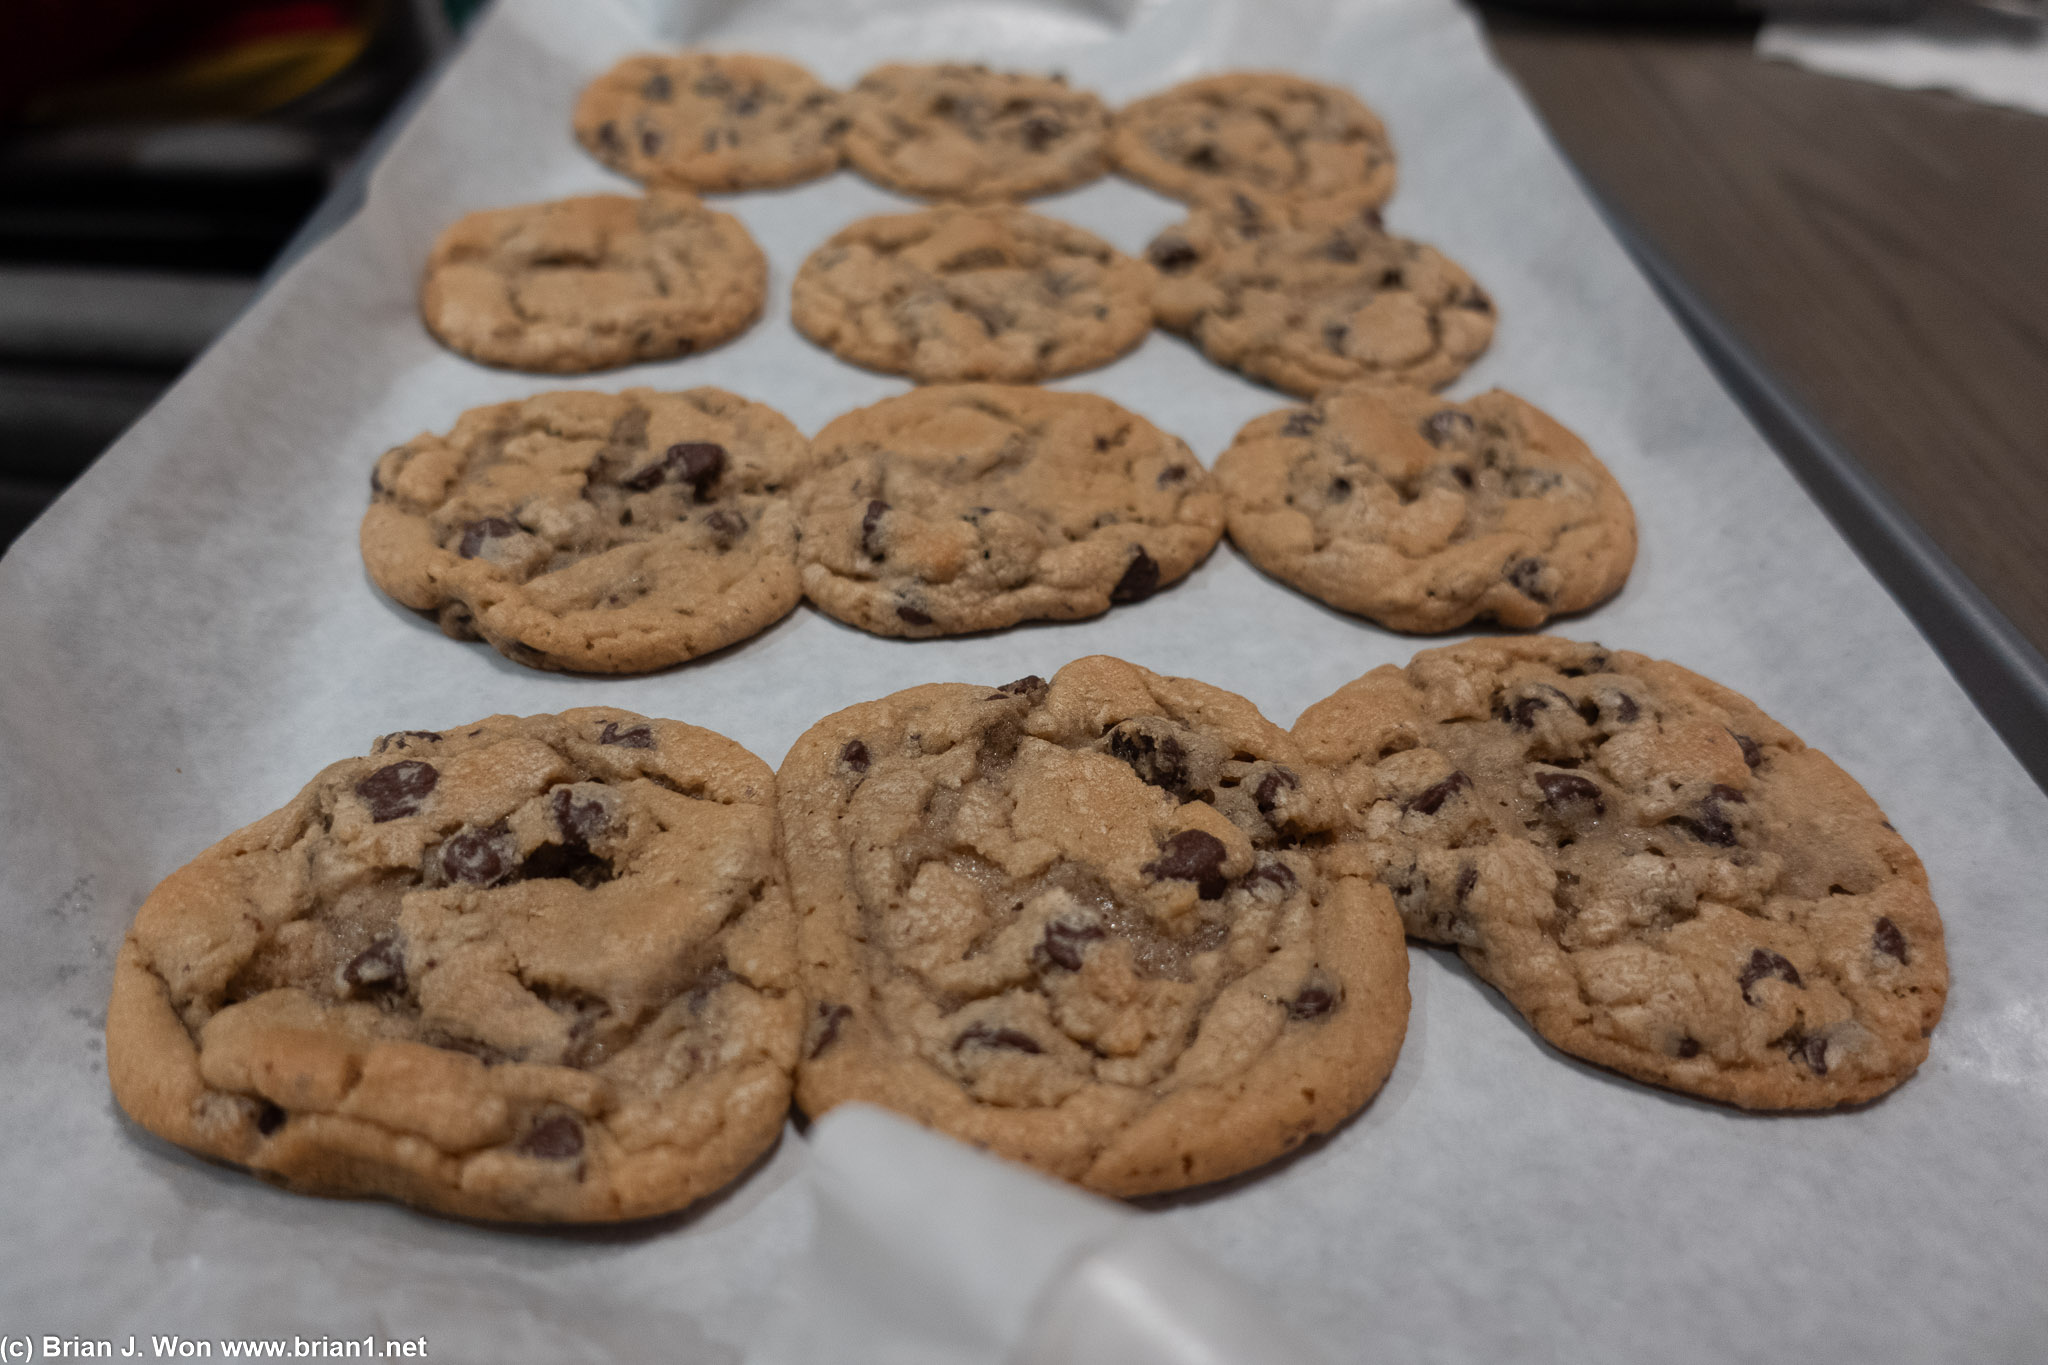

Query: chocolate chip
left=1287, top=984, right=1338, bottom=1022
left=1247, top=861, right=1297, bottom=894
left=625, top=441, right=726, bottom=498
left=1421, top=410, right=1476, bottom=446
left=457, top=517, right=519, bottom=558
left=840, top=739, right=870, bottom=774
left=1405, top=770, right=1470, bottom=816
left=1617, top=694, right=1641, bottom=723
left=255, top=1102, right=287, bottom=1135
left=954, top=1024, right=1043, bottom=1054
left=1322, top=321, right=1349, bottom=353
left=1185, top=144, right=1220, bottom=171
left=1506, top=557, right=1550, bottom=603
left=642, top=72, right=673, bottom=101
left=861, top=499, right=889, bottom=559
left=549, top=789, right=609, bottom=848
left=518, top=1114, right=584, bottom=1160
left=705, top=508, right=747, bottom=542
left=1157, top=464, right=1189, bottom=486
left=1034, top=918, right=1106, bottom=972
left=1254, top=767, right=1300, bottom=813
left=1454, top=864, right=1477, bottom=903
left=1790, top=1034, right=1829, bottom=1075
left=1677, top=788, right=1744, bottom=846
left=1676, top=1037, right=1701, bottom=1059
left=1109, top=549, right=1160, bottom=604
left=1329, top=477, right=1353, bottom=500
left=897, top=604, right=933, bottom=627
left=440, top=823, right=516, bottom=886
left=1535, top=771, right=1605, bottom=815
left=596, top=120, right=623, bottom=155
left=1318, top=234, right=1359, bottom=263
left=356, top=761, right=437, bottom=822
left=1729, top=729, right=1762, bottom=768
left=640, top=126, right=662, bottom=156
left=809, top=1003, right=852, bottom=1059
left=1019, top=113, right=1063, bottom=149
left=1144, top=829, right=1229, bottom=899
left=598, top=721, right=654, bottom=749
left=1463, top=288, right=1494, bottom=313
left=374, top=730, right=442, bottom=753
left=1281, top=411, right=1322, bottom=437
left=1738, top=948, right=1802, bottom=1004
left=341, top=935, right=407, bottom=996
left=1873, top=917, right=1910, bottom=964
left=1108, top=725, right=1194, bottom=800
left=997, top=675, right=1046, bottom=699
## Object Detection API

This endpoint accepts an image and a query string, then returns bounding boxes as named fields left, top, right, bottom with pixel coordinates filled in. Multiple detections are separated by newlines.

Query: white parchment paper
left=3, top=0, right=2046, bottom=1359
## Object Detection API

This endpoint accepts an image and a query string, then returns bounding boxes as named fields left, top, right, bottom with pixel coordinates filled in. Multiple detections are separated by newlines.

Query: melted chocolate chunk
left=1246, top=860, right=1297, bottom=894
left=642, top=72, right=673, bottom=101
left=1676, top=788, right=1743, bottom=847
left=1790, top=1033, right=1829, bottom=1075
left=356, top=761, right=437, bottom=822
left=1329, top=476, right=1353, bottom=500
left=1281, top=410, right=1322, bottom=437
left=1421, top=410, right=1475, bottom=447
left=1157, top=464, right=1189, bottom=487
left=341, top=935, right=407, bottom=997
left=1729, top=730, right=1762, bottom=768
left=1676, top=1037, right=1701, bottom=1059
left=1535, top=771, right=1605, bottom=816
left=597, top=721, right=654, bottom=749
left=1616, top=694, right=1641, bottom=723
left=1109, top=549, right=1160, bottom=604
left=1254, top=767, right=1300, bottom=814
left=255, top=1101, right=287, bottom=1135
left=1505, top=557, right=1549, bottom=603
left=1034, top=918, right=1107, bottom=972
left=457, top=517, right=519, bottom=559
left=1872, top=917, right=1910, bottom=964
left=519, top=1114, right=585, bottom=1160
left=860, top=499, right=890, bottom=559
left=550, top=788, right=610, bottom=848
left=375, top=730, right=442, bottom=754
left=1148, top=238, right=1198, bottom=273
left=1108, top=724, right=1195, bottom=800
left=954, top=1024, right=1043, bottom=1054
left=440, top=823, right=516, bottom=886
left=704, top=508, right=747, bottom=542
left=595, top=121, right=623, bottom=155
left=1323, top=321, right=1349, bottom=353
left=1454, top=864, right=1477, bottom=903
left=1019, top=113, right=1063, bottom=149
left=1286, top=984, right=1338, bottom=1022
left=997, top=675, right=1047, bottom=699
left=1405, top=771, right=1470, bottom=816
left=1143, top=829, right=1229, bottom=899
left=1738, top=948, right=1803, bottom=1004
left=625, top=441, right=726, bottom=498
left=840, top=739, right=871, bottom=774
left=897, top=604, right=933, bottom=627
left=810, top=1003, right=852, bottom=1059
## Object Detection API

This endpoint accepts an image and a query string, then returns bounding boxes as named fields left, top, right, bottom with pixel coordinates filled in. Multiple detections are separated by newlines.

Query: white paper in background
left=1760, top=9, right=2048, bottom=115
left=1, top=0, right=2045, bottom=1359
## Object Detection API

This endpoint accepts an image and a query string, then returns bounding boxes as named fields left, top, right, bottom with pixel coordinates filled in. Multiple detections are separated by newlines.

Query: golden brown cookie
left=106, top=710, right=799, bottom=1222
left=1148, top=193, right=1493, bottom=396
left=1112, top=72, right=1397, bottom=212
left=360, top=387, right=811, bottom=674
left=781, top=658, right=1411, bottom=1195
left=419, top=192, right=765, bottom=373
left=574, top=51, right=847, bottom=191
left=791, top=205, right=1156, bottom=383
left=841, top=63, right=1111, bottom=202
left=1216, top=385, right=1635, bottom=631
left=1294, top=637, right=1948, bottom=1110
left=795, top=385, right=1223, bottom=637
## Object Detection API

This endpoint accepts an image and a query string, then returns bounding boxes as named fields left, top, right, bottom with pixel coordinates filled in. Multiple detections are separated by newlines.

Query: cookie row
left=106, top=642, right=1948, bottom=1222
left=574, top=57, right=1396, bottom=213
left=360, top=381, right=1634, bottom=672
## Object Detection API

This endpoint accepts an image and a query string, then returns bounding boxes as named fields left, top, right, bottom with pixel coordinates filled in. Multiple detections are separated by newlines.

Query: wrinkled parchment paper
left=3, top=0, right=2046, bottom=1359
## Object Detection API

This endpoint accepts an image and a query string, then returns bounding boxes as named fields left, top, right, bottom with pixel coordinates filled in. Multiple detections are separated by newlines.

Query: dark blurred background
left=0, top=0, right=487, bottom=550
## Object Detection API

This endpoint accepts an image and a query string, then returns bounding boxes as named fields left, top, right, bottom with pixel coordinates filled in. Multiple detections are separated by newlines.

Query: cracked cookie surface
left=420, top=192, right=766, bottom=372
left=841, top=63, right=1111, bottom=202
left=1293, top=636, right=1947, bottom=1109
left=360, top=387, right=810, bottom=673
left=1217, top=385, right=1635, bottom=632
left=781, top=657, right=1410, bottom=1195
left=1112, top=72, right=1397, bottom=212
left=1148, top=193, right=1493, bottom=397
left=791, top=206, right=1156, bottom=383
left=795, top=385, right=1223, bottom=637
left=106, top=709, right=799, bottom=1222
left=574, top=51, right=846, bottom=191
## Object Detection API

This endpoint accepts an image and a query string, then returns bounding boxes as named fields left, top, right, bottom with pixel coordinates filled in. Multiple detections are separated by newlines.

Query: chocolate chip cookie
left=106, top=709, right=800, bottom=1222
left=1148, top=193, right=1494, bottom=397
left=1112, top=72, right=1397, bottom=212
left=796, top=385, right=1223, bottom=637
left=1216, top=385, right=1636, bottom=632
left=360, top=387, right=810, bottom=673
left=1293, top=637, right=1948, bottom=1110
left=781, top=658, right=1410, bottom=1195
left=790, top=206, right=1156, bottom=383
left=841, top=63, right=1111, bottom=202
left=573, top=51, right=847, bottom=192
left=420, top=191, right=766, bottom=372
